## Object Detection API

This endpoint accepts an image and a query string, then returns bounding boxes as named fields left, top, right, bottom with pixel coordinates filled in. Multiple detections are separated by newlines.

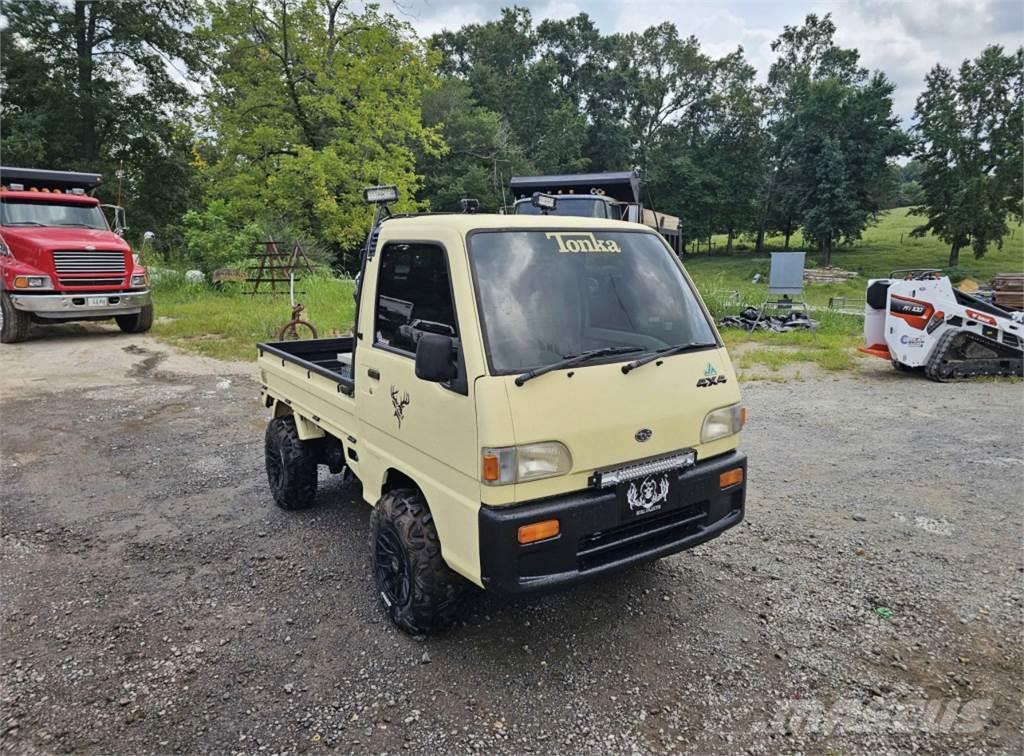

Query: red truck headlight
left=13, top=275, right=53, bottom=290
left=131, top=273, right=148, bottom=287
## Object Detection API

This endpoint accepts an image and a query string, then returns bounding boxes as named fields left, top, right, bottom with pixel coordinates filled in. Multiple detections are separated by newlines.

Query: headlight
left=701, top=404, right=747, bottom=443
left=131, top=273, right=147, bottom=287
left=482, top=441, right=572, bottom=485
left=13, top=275, right=53, bottom=290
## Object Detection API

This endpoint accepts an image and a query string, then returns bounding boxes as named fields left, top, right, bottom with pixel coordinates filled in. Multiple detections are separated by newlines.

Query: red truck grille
left=51, top=250, right=127, bottom=288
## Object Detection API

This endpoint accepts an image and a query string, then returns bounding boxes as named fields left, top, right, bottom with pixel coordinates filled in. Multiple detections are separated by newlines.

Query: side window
left=374, top=242, right=458, bottom=355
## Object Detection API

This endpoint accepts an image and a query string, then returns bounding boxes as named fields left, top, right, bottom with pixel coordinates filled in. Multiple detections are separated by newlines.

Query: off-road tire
left=0, top=292, right=31, bottom=343
left=116, top=304, right=154, bottom=334
left=370, top=488, right=462, bottom=635
left=264, top=416, right=318, bottom=510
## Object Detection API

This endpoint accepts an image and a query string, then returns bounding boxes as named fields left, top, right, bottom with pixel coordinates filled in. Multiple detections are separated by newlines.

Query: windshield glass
left=0, top=200, right=107, bottom=229
left=515, top=197, right=612, bottom=218
left=469, top=230, right=716, bottom=374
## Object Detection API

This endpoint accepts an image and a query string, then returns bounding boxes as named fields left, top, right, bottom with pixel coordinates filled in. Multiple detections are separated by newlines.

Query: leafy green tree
left=417, top=78, right=534, bottom=212
left=0, top=0, right=206, bottom=251
left=760, top=14, right=908, bottom=263
left=911, top=46, right=1023, bottom=266
left=189, top=0, right=441, bottom=271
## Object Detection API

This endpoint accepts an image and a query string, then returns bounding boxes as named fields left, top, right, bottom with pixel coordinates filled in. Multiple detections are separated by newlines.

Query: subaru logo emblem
left=635, top=428, right=652, bottom=442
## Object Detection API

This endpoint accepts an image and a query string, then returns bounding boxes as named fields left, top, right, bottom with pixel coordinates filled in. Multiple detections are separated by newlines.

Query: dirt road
left=2, top=325, right=1022, bottom=754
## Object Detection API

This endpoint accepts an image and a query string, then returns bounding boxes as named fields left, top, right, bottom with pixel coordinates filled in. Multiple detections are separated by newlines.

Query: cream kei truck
left=257, top=188, right=748, bottom=634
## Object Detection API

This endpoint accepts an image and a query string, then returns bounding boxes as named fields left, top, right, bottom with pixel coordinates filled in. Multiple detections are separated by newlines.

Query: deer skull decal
left=390, top=385, right=411, bottom=428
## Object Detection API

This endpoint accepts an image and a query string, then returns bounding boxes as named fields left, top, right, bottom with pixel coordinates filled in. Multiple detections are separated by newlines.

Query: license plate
left=86, top=296, right=107, bottom=307
left=618, top=471, right=677, bottom=518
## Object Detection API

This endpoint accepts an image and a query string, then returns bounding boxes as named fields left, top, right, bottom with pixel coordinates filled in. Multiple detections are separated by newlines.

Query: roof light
left=531, top=192, right=556, bottom=212
left=70, top=188, right=86, bottom=195
left=9, top=183, right=24, bottom=191
left=363, top=185, right=398, bottom=204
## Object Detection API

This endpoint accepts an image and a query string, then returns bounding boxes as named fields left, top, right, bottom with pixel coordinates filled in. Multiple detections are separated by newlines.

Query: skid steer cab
left=256, top=186, right=748, bottom=635
left=859, top=269, right=1024, bottom=381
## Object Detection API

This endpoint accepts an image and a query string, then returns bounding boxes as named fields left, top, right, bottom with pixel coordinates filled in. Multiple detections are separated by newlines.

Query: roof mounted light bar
left=531, top=192, right=557, bottom=214
left=363, top=185, right=398, bottom=205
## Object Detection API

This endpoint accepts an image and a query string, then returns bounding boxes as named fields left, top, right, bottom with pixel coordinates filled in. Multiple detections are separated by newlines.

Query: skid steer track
left=924, top=329, right=1024, bottom=382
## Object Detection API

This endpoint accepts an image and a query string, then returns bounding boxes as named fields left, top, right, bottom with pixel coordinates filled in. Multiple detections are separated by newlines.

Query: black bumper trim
left=478, top=450, right=746, bottom=594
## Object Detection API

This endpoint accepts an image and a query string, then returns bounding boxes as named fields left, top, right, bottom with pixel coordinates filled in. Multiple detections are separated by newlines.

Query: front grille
left=577, top=503, right=708, bottom=571
left=52, top=250, right=126, bottom=275
left=58, top=277, right=126, bottom=288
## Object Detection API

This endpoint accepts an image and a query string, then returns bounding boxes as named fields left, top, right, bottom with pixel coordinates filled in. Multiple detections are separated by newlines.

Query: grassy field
left=151, top=276, right=356, bottom=361
left=149, top=208, right=1023, bottom=368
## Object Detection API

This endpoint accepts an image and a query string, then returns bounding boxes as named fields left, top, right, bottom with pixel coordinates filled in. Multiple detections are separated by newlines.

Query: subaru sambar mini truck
left=257, top=188, right=748, bottom=634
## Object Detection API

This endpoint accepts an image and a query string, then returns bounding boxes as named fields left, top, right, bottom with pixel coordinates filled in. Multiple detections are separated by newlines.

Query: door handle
left=367, top=368, right=380, bottom=380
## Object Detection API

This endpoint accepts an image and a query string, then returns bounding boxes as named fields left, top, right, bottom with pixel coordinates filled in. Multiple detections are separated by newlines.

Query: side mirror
left=415, top=333, right=456, bottom=383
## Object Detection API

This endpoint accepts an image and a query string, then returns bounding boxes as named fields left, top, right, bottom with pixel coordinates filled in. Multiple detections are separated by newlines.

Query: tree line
left=1, top=1, right=1020, bottom=271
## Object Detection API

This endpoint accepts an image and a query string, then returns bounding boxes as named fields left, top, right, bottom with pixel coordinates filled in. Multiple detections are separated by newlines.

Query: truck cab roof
left=0, top=190, right=100, bottom=206
left=378, top=212, right=647, bottom=237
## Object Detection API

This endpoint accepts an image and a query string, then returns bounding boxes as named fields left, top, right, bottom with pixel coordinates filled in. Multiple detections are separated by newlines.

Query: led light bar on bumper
left=701, top=404, right=747, bottom=443
left=589, top=449, right=697, bottom=489
left=482, top=442, right=572, bottom=486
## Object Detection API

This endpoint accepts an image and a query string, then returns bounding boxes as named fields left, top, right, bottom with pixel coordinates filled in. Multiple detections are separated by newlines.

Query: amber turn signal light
left=719, top=468, right=744, bottom=489
left=517, top=519, right=559, bottom=544
left=482, top=454, right=500, bottom=482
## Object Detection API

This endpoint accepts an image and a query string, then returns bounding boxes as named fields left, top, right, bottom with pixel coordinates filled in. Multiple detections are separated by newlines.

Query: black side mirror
left=415, top=333, right=456, bottom=383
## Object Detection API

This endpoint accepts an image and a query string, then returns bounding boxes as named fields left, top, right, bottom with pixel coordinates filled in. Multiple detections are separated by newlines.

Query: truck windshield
left=468, top=230, right=716, bottom=374
left=0, top=200, right=107, bottom=230
left=515, top=197, right=612, bottom=218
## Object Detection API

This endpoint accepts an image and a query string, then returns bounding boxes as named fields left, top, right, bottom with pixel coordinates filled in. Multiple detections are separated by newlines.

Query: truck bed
left=258, top=337, right=355, bottom=390
left=258, top=336, right=360, bottom=444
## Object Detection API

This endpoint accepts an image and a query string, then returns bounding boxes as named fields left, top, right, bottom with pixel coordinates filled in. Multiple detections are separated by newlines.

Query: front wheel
left=0, top=292, right=31, bottom=343
left=370, top=488, right=462, bottom=635
left=116, top=304, right=154, bottom=333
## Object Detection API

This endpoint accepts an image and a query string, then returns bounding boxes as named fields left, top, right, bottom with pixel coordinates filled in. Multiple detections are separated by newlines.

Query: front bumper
left=479, top=450, right=746, bottom=594
left=8, top=290, right=151, bottom=319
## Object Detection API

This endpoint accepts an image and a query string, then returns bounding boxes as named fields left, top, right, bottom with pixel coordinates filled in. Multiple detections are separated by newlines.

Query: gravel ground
left=1, top=325, right=1022, bottom=755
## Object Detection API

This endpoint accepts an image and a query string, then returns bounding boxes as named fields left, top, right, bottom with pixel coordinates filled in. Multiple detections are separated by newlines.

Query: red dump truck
left=0, top=166, right=151, bottom=343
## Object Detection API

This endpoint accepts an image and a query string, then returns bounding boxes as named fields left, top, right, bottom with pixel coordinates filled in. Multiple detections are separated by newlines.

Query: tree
left=0, top=0, right=207, bottom=251
left=417, top=78, right=534, bottom=212
left=911, top=46, right=1023, bottom=266
left=188, top=0, right=441, bottom=271
left=760, top=14, right=908, bottom=263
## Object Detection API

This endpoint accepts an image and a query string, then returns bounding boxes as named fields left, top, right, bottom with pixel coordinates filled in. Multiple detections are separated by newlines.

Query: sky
left=375, top=0, right=1023, bottom=127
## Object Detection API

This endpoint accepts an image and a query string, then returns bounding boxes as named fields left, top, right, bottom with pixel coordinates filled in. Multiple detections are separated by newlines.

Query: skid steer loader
left=859, top=269, right=1024, bottom=381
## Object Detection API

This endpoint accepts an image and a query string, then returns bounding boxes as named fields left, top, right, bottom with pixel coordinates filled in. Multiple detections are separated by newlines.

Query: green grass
left=148, top=208, right=1023, bottom=370
left=151, top=276, right=355, bottom=361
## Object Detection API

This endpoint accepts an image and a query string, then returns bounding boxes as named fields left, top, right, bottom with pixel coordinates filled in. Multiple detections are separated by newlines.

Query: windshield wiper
left=53, top=222, right=95, bottom=228
left=3, top=221, right=45, bottom=226
left=515, top=346, right=642, bottom=386
left=621, top=341, right=716, bottom=374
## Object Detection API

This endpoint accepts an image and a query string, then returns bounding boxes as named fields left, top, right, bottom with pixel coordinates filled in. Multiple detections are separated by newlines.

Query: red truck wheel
left=115, top=304, right=154, bottom=334
left=0, top=293, right=31, bottom=343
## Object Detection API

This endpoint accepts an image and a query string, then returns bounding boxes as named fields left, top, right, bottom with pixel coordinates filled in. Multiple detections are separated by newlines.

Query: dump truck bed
left=258, top=337, right=357, bottom=439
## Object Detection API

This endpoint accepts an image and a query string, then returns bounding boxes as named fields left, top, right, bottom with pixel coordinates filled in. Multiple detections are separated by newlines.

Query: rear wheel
left=116, top=304, right=154, bottom=334
left=264, top=416, right=318, bottom=509
left=0, top=292, right=31, bottom=343
left=370, top=488, right=462, bottom=635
